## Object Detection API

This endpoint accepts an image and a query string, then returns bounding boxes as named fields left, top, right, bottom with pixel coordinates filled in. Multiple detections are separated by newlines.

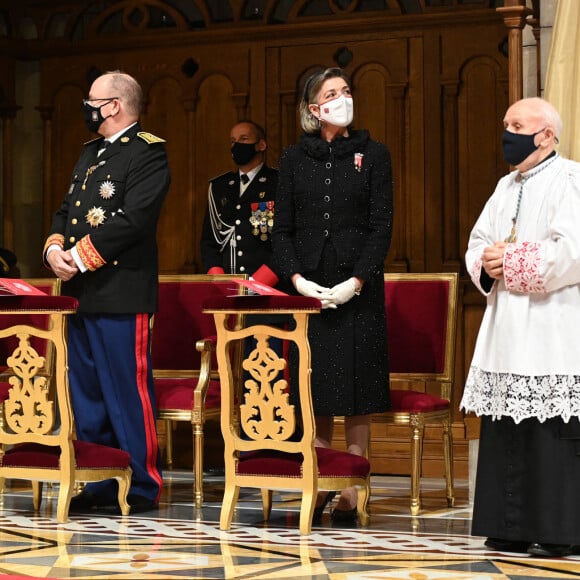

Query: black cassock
left=472, top=415, right=580, bottom=545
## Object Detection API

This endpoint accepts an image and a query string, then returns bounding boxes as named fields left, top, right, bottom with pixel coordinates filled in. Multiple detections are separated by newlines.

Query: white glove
left=327, top=278, right=360, bottom=306
left=294, top=277, right=337, bottom=309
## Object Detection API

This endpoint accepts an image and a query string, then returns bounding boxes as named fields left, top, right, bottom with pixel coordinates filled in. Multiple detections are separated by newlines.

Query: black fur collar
left=299, top=129, right=370, bottom=160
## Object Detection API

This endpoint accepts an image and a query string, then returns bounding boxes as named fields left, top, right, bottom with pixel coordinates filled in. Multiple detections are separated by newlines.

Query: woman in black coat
left=272, top=67, right=393, bottom=521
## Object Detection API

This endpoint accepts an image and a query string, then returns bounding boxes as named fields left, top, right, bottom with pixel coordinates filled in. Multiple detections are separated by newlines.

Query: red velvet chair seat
left=236, top=446, right=370, bottom=478
left=155, top=378, right=221, bottom=410
left=0, top=382, right=10, bottom=402
left=0, top=440, right=131, bottom=469
left=390, top=389, right=449, bottom=412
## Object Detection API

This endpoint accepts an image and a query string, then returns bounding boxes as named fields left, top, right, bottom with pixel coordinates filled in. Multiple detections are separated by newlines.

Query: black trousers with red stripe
left=67, top=313, right=163, bottom=502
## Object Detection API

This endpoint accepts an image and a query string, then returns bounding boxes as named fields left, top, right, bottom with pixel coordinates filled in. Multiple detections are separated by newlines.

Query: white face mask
left=317, top=94, right=353, bottom=127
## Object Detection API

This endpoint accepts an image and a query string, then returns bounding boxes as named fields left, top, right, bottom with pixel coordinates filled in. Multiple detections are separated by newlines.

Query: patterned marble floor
left=0, top=471, right=580, bottom=579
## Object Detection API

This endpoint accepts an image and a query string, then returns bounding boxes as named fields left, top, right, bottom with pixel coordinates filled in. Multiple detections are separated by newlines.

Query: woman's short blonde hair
left=299, top=67, right=351, bottom=133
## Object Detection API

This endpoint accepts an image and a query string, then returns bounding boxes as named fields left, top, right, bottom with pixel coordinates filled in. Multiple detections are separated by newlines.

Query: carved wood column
left=183, top=96, right=198, bottom=272
left=441, top=81, right=460, bottom=270
left=0, top=106, right=19, bottom=248
left=388, top=83, right=410, bottom=272
left=37, top=106, right=53, bottom=234
left=496, top=0, right=533, bottom=104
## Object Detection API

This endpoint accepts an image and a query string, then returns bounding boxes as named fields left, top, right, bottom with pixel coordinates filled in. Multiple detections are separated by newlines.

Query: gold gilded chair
left=204, top=294, right=371, bottom=535
left=0, top=293, right=132, bottom=522
left=152, top=274, right=245, bottom=508
left=0, top=278, right=62, bottom=494
left=377, top=272, right=458, bottom=515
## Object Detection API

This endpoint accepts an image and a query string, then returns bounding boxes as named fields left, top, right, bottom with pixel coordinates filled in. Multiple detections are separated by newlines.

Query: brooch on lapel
left=354, top=152, right=364, bottom=172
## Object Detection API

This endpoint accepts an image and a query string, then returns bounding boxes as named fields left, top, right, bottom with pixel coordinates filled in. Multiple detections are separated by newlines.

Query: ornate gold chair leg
left=56, top=475, right=75, bottom=523
left=357, top=484, right=370, bottom=526
left=117, top=470, right=132, bottom=516
left=220, top=483, right=239, bottom=530
left=32, top=481, right=43, bottom=511
left=165, top=419, right=173, bottom=469
left=410, top=419, right=424, bottom=516
left=193, top=422, right=204, bottom=508
left=443, top=420, right=455, bottom=507
left=299, top=490, right=315, bottom=534
left=261, top=488, right=273, bottom=520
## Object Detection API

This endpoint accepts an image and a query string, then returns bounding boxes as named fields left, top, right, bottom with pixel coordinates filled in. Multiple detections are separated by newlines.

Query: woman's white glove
left=294, top=277, right=337, bottom=309
left=327, top=277, right=360, bottom=306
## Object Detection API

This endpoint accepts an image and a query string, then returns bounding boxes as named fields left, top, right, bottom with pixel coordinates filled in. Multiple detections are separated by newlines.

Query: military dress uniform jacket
left=44, top=123, right=171, bottom=314
left=200, top=164, right=278, bottom=275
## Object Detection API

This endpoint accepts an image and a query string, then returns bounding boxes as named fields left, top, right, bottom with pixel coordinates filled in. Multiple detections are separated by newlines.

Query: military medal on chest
left=249, top=201, right=274, bottom=241
left=82, top=160, right=106, bottom=190
left=86, top=206, right=106, bottom=227
left=99, top=180, right=116, bottom=199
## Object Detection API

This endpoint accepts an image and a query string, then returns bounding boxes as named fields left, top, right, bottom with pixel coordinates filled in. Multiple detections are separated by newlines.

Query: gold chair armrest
left=192, top=337, right=217, bottom=413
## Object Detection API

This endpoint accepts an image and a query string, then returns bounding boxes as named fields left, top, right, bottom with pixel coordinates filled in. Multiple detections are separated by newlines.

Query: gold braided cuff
left=76, top=235, right=106, bottom=271
left=43, top=234, right=65, bottom=256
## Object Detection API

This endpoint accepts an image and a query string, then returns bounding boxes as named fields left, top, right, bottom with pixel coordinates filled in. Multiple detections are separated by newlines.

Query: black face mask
left=231, top=141, right=258, bottom=166
left=83, top=101, right=112, bottom=133
left=502, top=128, right=544, bottom=166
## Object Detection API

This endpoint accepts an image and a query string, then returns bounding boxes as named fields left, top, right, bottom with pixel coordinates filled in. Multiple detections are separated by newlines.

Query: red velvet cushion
left=203, top=294, right=321, bottom=312
left=0, top=381, right=10, bottom=402
left=390, top=389, right=449, bottom=412
left=386, top=280, right=449, bottom=374
left=154, top=378, right=221, bottom=410
left=0, top=295, right=77, bottom=312
left=236, top=446, right=370, bottom=478
left=0, top=440, right=131, bottom=469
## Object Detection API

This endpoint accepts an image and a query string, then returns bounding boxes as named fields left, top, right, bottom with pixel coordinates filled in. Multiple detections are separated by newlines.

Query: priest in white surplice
left=461, top=97, right=580, bottom=558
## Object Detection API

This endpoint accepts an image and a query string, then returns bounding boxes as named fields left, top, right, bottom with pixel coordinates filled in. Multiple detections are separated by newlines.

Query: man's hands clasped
left=46, top=249, right=79, bottom=282
left=293, top=275, right=361, bottom=309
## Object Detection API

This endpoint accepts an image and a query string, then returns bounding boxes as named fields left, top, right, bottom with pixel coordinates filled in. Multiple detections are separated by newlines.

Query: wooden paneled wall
left=0, top=0, right=517, bottom=477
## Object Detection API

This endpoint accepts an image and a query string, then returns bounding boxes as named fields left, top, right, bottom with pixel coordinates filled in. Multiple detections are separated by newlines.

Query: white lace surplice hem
left=460, top=366, right=580, bottom=424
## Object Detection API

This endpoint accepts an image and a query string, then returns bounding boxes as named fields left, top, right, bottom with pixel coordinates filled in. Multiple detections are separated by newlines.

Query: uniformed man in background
left=200, top=120, right=278, bottom=276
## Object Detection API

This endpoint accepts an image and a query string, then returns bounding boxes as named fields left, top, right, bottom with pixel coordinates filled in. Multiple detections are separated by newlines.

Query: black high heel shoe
left=330, top=506, right=358, bottom=523
left=313, top=491, right=336, bottom=522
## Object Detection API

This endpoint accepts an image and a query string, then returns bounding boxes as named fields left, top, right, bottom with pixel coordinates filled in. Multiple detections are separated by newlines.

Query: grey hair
left=104, top=70, right=143, bottom=117
left=299, top=67, right=351, bottom=134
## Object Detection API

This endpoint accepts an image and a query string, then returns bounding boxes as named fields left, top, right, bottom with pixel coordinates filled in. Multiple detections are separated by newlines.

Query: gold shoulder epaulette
left=137, top=131, right=166, bottom=144
left=83, top=137, right=101, bottom=146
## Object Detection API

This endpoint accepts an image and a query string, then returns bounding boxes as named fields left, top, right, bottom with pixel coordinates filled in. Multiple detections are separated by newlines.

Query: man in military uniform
left=200, top=120, right=277, bottom=276
left=44, top=71, right=170, bottom=514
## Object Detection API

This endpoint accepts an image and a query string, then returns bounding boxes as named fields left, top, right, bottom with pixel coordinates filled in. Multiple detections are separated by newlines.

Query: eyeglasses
left=82, top=97, right=119, bottom=106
